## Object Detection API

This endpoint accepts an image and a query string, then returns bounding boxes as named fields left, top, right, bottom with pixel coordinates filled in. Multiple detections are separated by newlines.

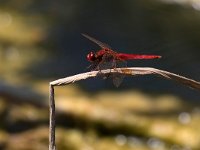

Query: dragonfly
left=82, top=33, right=161, bottom=86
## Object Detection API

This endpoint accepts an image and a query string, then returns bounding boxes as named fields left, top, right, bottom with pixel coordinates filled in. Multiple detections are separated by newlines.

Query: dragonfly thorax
left=87, top=52, right=97, bottom=62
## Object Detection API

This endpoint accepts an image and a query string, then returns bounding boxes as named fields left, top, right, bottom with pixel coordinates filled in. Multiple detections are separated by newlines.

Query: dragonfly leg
left=112, top=58, right=118, bottom=71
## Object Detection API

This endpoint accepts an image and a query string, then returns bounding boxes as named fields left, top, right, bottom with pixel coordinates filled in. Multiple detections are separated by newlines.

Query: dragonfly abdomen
left=117, top=53, right=161, bottom=60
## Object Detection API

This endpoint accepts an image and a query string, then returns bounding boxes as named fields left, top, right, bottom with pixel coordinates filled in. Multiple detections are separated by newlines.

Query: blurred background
left=0, top=0, right=200, bottom=150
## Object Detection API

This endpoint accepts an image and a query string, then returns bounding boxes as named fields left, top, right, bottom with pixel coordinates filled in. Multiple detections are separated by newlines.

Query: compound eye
left=87, top=52, right=96, bottom=62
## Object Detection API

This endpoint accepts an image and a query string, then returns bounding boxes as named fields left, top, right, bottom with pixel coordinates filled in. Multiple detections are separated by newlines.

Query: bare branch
left=50, top=67, right=200, bottom=91
left=49, top=67, right=200, bottom=150
left=49, top=85, right=56, bottom=150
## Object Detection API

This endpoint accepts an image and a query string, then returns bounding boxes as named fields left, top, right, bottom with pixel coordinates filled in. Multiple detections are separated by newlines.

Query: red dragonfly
left=82, top=33, right=161, bottom=86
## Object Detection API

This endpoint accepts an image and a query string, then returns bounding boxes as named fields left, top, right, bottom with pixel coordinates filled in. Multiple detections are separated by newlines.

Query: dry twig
left=49, top=67, right=200, bottom=150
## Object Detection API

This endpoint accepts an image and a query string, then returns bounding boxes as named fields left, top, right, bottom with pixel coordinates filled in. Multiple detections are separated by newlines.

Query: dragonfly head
left=87, top=52, right=96, bottom=62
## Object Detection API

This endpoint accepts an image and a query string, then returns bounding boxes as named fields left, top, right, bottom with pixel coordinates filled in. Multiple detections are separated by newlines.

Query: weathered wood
left=49, top=85, right=56, bottom=150
left=50, top=67, right=200, bottom=91
left=49, top=67, right=200, bottom=150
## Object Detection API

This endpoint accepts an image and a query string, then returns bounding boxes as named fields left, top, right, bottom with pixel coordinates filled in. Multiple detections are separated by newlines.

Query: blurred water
left=0, top=0, right=200, bottom=100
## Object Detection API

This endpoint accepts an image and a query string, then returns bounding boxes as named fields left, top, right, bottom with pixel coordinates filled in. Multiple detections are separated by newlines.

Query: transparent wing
left=111, top=60, right=127, bottom=87
left=99, top=55, right=127, bottom=87
left=112, top=73, right=125, bottom=87
left=82, top=33, right=111, bottom=49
